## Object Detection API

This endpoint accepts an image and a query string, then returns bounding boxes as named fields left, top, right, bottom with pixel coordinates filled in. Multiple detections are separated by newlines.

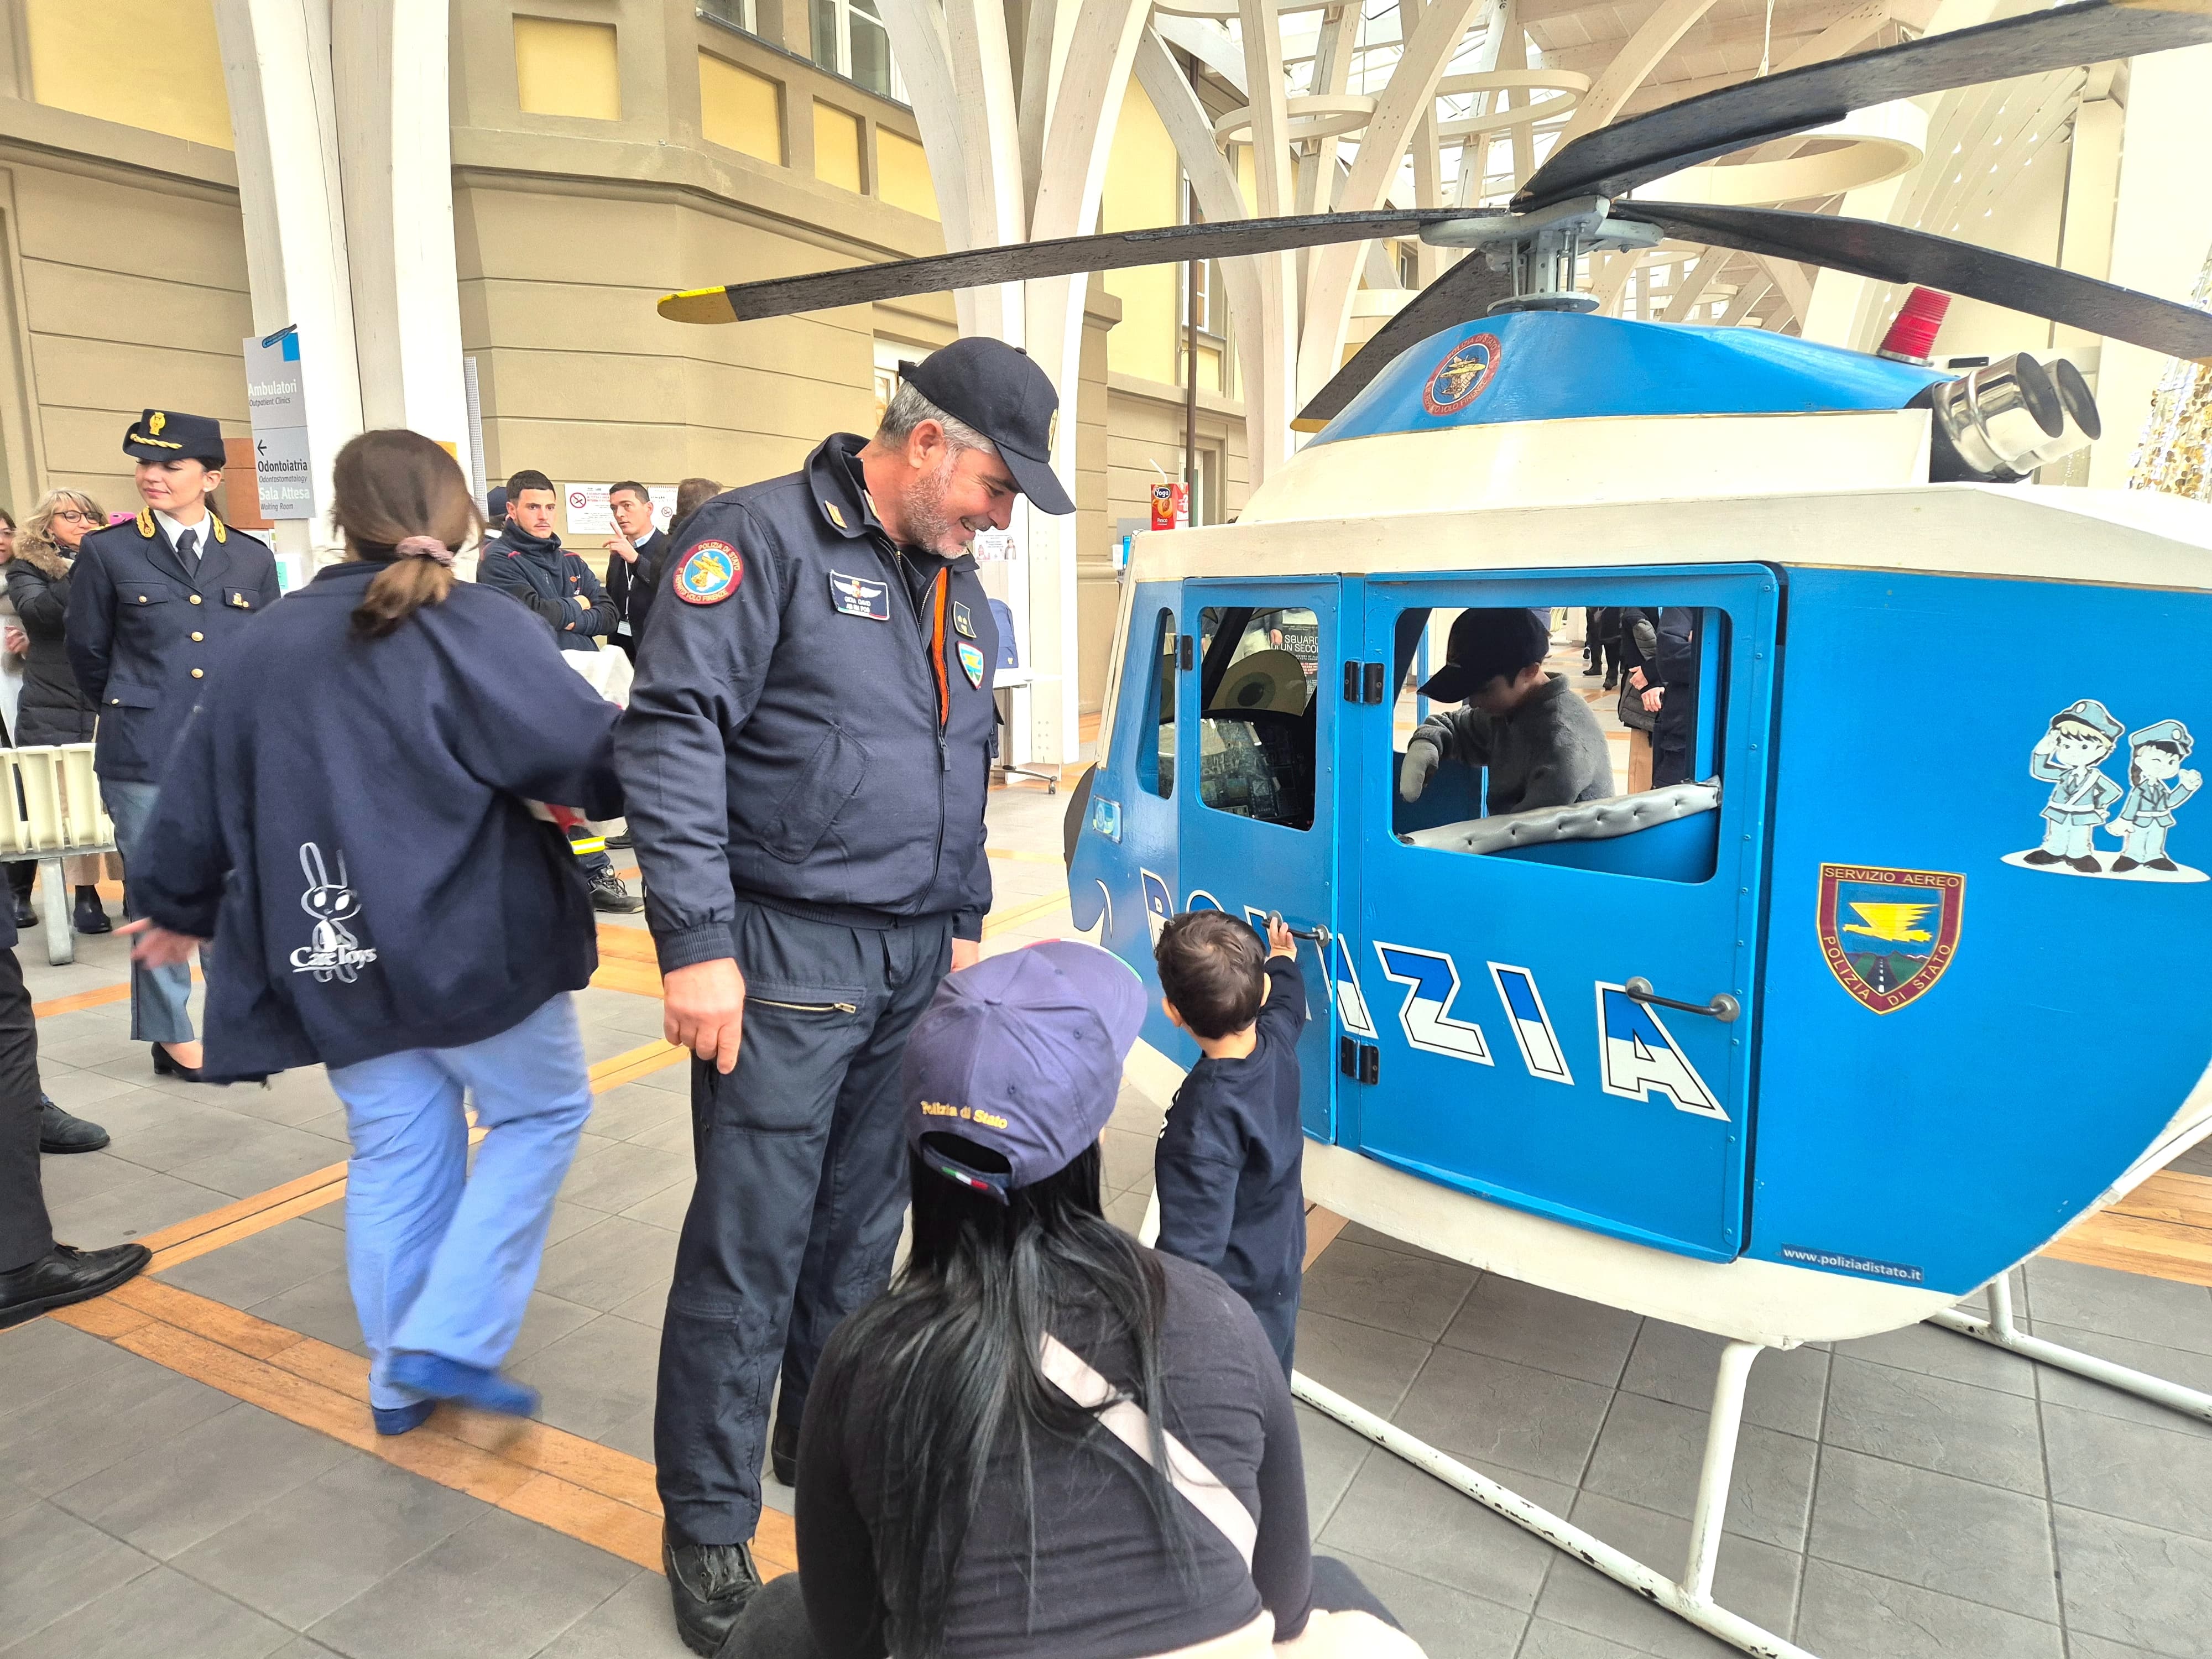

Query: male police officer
left=68, top=410, right=279, bottom=1081
left=618, top=338, right=1072, bottom=1652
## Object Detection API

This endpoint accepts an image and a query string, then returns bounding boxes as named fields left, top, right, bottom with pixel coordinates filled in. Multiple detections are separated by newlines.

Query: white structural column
left=2091, top=42, right=2212, bottom=488
left=213, top=0, right=365, bottom=561
left=1238, top=0, right=1300, bottom=480
left=332, top=0, right=472, bottom=474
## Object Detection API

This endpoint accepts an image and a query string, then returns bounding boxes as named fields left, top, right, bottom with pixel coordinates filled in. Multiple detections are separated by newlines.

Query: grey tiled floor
left=11, top=816, right=2212, bottom=1657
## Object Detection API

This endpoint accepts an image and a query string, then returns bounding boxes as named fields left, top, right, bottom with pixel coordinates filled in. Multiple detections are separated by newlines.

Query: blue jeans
left=101, top=778, right=195, bottom=1044
left=327, top=993, right=594, bottom=1410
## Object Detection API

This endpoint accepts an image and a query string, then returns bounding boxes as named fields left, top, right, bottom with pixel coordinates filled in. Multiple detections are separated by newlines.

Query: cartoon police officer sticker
left=673, top=540, right=742, bottom=605
left=2004, top=699, right=2207, bottom=883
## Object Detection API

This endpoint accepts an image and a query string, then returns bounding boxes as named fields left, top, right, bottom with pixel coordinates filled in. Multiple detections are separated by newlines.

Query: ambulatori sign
left=242, top=327, right=313, bottom=520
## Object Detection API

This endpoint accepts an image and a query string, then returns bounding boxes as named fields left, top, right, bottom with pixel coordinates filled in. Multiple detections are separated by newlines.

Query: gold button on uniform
left=190, top=632, right=202, bottom=641
left=137, top=595, right=147, bottom=604
left=189, top=594, right=202, bottom=605
left=190, top=668, right=204, bottom=679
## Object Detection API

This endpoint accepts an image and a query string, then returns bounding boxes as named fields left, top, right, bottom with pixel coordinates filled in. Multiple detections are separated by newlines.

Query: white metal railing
left=2, top=743, right=119, bottom=964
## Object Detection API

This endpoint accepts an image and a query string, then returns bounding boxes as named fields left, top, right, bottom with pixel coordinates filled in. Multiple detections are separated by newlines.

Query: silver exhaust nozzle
left=2020, top=357, right=2101, bottom=471
left=1927, top=353, right=2064, bottom=478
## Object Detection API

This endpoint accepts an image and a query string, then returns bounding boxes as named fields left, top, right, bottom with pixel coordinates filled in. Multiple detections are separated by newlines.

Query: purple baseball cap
left=904, top=941, right=1148, bottom=1201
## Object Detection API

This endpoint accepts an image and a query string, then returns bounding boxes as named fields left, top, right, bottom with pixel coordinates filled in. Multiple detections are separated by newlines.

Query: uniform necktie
left=176, top=529, right=198, bottom=574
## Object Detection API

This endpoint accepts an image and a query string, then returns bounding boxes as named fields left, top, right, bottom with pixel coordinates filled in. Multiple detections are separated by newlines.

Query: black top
left=479, top=523, right=618, bottom=651
left=1154, top=959, right=1309, bottom=1320
left=613, top=435, right=996, bottom=970
left=603, top=528, right=665, bottom=640
left=796, top=1252, right=1313, bottom=1659
left=64, top=512, right=281, bottom=782
left=6, top=550, right=95, bottom=744
left=136, top=562, right=620, bottom=1080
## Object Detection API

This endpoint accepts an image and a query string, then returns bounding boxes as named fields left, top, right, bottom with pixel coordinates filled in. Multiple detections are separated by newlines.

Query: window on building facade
left=812, top=0, right=906, bottom=101
left=696, top=0, right=756, bottom=32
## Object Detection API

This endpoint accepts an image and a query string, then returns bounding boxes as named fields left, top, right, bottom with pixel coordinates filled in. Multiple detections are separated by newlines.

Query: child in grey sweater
left=1400, top=607, right=1616, bottom=814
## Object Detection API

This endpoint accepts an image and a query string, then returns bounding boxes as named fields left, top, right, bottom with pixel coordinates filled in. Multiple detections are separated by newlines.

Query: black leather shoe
left=152, top=1042, right=220, bottom=1084
left=589, top=867, right=643, bottom=914
left=39, top=1097, right=108, bottom=1153
left=72, top=892, right=110, bottom=935
left=607, top=831, right=635, bottom=849
left=0, top=1241, right=150, bottom=1329
left=770, top=1409, right=801, bottom=1489
left=664, top=1529, right=760, bottom=1657
left=10, top=893, right=33, bottom=929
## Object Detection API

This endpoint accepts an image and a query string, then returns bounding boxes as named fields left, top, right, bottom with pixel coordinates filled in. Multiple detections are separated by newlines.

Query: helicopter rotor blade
left=1619, top=201, right=2212, bottom=363
left=659, top=209, right=1481, bottom=324
left=1517, top=0, right=2212, bottom=211
left=1293, top=254, right=1516, bottom=431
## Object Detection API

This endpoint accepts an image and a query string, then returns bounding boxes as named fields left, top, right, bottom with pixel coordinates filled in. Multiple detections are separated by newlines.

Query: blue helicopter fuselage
left=1068, top=310, right=2212, bottom=1332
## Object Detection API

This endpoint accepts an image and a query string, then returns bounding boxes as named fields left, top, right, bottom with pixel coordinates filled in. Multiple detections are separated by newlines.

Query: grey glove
left=1400, top=735, right=1441, bottom=801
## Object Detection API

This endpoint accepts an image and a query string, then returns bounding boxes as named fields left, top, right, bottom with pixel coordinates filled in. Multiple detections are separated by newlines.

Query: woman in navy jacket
left=127, top=430, right=622, bottom=1433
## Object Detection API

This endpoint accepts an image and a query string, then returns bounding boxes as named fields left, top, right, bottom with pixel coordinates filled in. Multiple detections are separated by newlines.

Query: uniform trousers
left=655, top=897, right=953, bottom=1546
left=0, top=948, right=51, bottom=1273
left=327, top=993, right=593, bottom=1411
left=101, top=778, right=196, bottom=1045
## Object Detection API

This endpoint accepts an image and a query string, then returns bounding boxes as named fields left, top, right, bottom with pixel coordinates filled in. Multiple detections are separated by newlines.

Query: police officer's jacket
left=135, top=562, right=623, bottom=1082
left=479, top=524, right=617, bottom=651
left=615, top=434, right=997, bottom=972
left=65, top=510, right=281, bottom=782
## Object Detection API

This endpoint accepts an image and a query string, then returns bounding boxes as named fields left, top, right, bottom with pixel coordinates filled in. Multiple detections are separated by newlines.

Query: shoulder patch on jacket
left=674, top=541, right=742, bottom=606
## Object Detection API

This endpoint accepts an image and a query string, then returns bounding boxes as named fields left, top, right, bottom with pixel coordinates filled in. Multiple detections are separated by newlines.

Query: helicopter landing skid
left=1929, top=1274, right=2212, bottom=1424
left=1292, top=1345, right=1815, bottom=1659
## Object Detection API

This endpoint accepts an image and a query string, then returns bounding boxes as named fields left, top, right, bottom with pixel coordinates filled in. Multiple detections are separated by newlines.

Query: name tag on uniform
left=829, top=570, right=890, bottom=622
left=952, top=601, right=975, bottom=639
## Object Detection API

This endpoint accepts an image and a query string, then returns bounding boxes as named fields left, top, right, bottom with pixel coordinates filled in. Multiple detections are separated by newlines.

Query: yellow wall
left=1100, top=82, right=1179, bottom=387
left=813, top=102, right=863, bottom=192
left=514, top=17, right=621, bottom=121
left=877, top=129, right=938, bottom=220
left=699, top=53, right=781, bottom=163
left=24, top=0, right=233, bottom=150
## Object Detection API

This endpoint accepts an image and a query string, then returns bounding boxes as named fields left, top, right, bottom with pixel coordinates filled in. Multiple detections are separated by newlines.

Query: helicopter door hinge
left=1342, top=661, right=1386, bottom=704
left=1338, top=1036, right=1379, bottom=1083
left=1178, top=634, right=1195, bottom=671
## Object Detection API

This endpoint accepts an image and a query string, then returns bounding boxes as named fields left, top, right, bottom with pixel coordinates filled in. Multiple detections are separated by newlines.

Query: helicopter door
left=1345, top=568, right=1779, bottom=1261
left=1176, top=581, right=1341, bottom=1142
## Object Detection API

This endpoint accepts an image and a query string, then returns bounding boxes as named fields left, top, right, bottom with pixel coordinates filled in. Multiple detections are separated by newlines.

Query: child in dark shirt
left=1152, top=909, right=1307, bottom=1375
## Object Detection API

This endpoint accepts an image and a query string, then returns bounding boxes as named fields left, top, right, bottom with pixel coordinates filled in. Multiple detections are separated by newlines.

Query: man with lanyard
left=601, top=479, right=665, bottom=661
left=67, top=410, right=279, bottom=1083
left=617, top=338, right=1073, bottom=1652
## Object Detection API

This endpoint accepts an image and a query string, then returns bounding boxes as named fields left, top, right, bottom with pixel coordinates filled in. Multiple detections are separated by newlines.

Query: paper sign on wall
left=564, top=484, right=678, bottom=536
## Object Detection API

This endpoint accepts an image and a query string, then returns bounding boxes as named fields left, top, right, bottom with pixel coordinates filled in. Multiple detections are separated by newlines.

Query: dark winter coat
left=479, top=523, right=617, bottom=651
left=4, top=542, right=94, bottom=743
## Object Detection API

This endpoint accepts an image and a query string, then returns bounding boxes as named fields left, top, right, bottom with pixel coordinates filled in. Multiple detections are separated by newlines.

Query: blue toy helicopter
left=662, top=7, right=2212, bottom=1651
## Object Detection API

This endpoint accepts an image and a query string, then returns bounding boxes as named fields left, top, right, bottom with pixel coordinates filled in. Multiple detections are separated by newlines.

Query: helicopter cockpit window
left=1138, top=607, right=1176, bottom=799
left=1196, top=605, right=1317, bottom=831
left=1390, top=604, right=1723, bottom=882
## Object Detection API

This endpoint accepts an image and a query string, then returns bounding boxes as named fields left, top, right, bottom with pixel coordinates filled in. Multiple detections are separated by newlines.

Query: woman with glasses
left=7, top=492, right=116, bottom=936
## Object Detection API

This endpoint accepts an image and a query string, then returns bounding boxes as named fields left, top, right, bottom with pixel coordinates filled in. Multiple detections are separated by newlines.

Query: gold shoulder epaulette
left=209, top=513, right=227, bottom=545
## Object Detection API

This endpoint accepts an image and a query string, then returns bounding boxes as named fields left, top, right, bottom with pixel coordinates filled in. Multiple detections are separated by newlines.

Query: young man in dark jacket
left=479, top=469, right=616, bottom=651
left=479, top=468, right=637, bottom=912
left=601, top=480, right=665, bottom=661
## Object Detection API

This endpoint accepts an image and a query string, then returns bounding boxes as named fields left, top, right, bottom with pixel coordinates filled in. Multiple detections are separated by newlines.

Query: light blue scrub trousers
left=327, top=993, right=593, bottom=1410
left=102, top=778, right=196, bottom=1045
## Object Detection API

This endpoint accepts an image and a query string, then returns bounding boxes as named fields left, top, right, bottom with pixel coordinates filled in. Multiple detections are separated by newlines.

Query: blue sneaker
left=385, top=1352, right=540, bottom=1418
left=372, top=1399, right=436, bottom=1437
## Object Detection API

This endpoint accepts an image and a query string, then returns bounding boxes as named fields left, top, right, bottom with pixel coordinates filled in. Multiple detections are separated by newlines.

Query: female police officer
left=124, top=430, right=622, bottom=1431
left=618, top=338, right=1074, bottom=1653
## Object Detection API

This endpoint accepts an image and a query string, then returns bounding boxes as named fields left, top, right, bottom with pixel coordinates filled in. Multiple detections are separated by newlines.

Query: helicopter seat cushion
left=1405, top=780, right=1721, bottom=857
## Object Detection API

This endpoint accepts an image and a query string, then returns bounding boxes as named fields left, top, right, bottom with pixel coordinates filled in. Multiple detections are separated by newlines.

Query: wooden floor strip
left=2039, top=1169, right=2212, bottom=1290
left=46, top=1276, right=798, bottom=1577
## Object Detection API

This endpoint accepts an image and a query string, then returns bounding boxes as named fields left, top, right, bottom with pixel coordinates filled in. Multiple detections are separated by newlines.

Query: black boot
left=2112, top=857, right=2140, bottom=873
left=0, top=1241, right=150, bottom=1329
left=2067, top=854, right=2101, bottom=873
left=664, top=1528, right=760, bottom=1657
left=770, top=1407, right=801, bottom=1489
left=589, top=865, right=642, bottom=914
left=2149, top=857, right=2181, bottom=872
left=72, top=887, right=110, bottom=935
left=39, top=1096, right=108, bottom=1153
left=2022, top=849, right=2062, bottom=865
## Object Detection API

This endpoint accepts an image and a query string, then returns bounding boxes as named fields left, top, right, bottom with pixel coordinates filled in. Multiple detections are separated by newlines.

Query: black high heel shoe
left=151, top=1042, right=213, bottom=1084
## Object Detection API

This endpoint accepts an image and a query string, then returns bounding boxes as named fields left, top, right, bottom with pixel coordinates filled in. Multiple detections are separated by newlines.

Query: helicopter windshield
left=1193, top=605, right=1319, bottom=831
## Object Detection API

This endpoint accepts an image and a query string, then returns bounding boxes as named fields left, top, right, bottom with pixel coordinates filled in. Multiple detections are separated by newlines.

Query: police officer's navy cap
left=898, top=338, right=1076, bottom=517
left=1420, top=607, right=1552, bottom=703
left=123, top=409, right=225, bottom=467
left=903, top=941, right=1146, bottom=1202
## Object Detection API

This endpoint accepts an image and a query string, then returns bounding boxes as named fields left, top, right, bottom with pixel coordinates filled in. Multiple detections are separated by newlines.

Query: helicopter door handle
left=1624, top=976, right=1741, bottom=1024
left=1269, top=914, right=1331, bottom=949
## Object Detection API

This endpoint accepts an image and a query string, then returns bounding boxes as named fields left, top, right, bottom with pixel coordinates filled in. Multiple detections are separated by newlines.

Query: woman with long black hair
left=721, top=941, right=1421, bottom=1659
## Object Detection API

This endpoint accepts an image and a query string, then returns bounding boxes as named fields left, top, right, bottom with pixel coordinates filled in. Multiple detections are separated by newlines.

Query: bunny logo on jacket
left=289, top=843, right=377, bottom=983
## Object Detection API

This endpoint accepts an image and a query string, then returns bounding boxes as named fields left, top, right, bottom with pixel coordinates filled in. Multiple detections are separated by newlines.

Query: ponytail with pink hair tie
left=393, top=535, right=455, bottom=567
